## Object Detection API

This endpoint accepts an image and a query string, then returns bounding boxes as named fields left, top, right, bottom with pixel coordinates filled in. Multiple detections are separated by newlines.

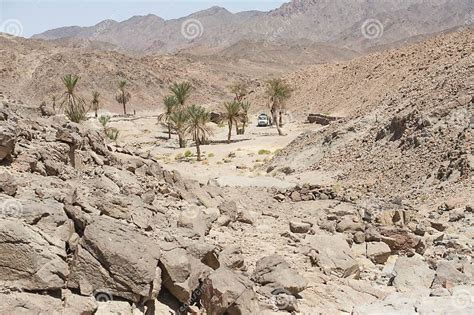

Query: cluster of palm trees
left=56, top=73, right=292, bottom=160
left=159, top=82, right=212, bottom=161
left=265, top=78, right=292, bottom=136
left=54, top=74, right=132, bottom=123
left=219, top=82, right=252, bottom=143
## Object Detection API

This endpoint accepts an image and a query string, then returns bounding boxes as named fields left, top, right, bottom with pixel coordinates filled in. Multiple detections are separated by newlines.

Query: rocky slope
left=0, top=36, right=264, bottom=113
left=266, top=28, right=473, bottom=207
left=1, top=88, right=473, bottom=313
left=33, top=0, right=473, bottom=55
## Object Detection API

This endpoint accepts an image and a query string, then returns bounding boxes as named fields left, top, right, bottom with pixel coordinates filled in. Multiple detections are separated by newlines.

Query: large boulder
left=0, top=123, right=16, bottom=162
left=306, top=234, right=359, bottom=278
left=202, top=268, right=260, bottom=315
left=68, top=216, right=161, bottom=302
left=432, top=260, right=471, bottom=288
left=0, top=292, right=64, bottom=314
left=159, top=247, right=212, bottom=304
left=252, top=255, right=307, bottom=295
left=0, top=219, right=69, bottom=291
left=392, top=256, right=435, bottom=293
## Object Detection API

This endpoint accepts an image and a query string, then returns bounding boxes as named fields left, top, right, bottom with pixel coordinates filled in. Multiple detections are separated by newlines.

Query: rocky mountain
left=33, top=0, right=474, bottom=55
left=1, top=29, right=473, bottom=313
left=0, top=35, right=275, bottom=113
left=266, top=28, right=473, bottom=204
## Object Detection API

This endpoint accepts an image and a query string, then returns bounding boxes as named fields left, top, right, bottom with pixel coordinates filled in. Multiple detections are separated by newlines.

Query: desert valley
left=0, top=0, right=473, bottom=314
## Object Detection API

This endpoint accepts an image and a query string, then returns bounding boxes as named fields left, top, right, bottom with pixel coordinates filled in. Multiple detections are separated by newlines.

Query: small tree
left=115, top=80, right=131, bottom=115
left=91, top=91, right=101, bottom=118
left=169, top=109, right=189, bottom=148
left=98, top=115, right=119, bottom=142
left=220, top=101, right=241, bottom=143
left=60, top=74, right=87, bottom=123
left=265, top=79, right=292, bottom=136
left=186, top=105, right=212, bottom=161
left=159, top=95, right=178, bottom=139
left=229, top=81, right=248, bottom=102
left=98, top=115, right=111, bottom=129
left=239, top=101, right=251, bottom=134
left=170, top=82, right=192, bottom=107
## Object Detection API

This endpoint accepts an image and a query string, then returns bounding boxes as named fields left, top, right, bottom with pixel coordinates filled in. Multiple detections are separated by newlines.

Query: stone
left=219, top=246, right=246, bottom=271
left=0, top=123, right=16, bottom=162
left=290, top=191, right=302, bottom=202
left=336, top=216, right=365, bottom=233
left=353, top=231, right=366, bottom=244
left=367, top=242, right=392, bottom=264
left=202, top=268, right=260, bottom=315
left=68, top=216, right=161, bottom=303
left=289, top=221, right=312, bottom=234
left=353, top=293, right=418, bottom=314
left=160, top=247, right=212, bottom=304
left=0, top=170, right=17, bottom=196
left=95, top=301, right=133, bottom=315
left=393, top=256, right=435, bottom=293
left=0, top=292, right=63, bottom=314
left=252, top=255, right=307, bottom=295
left=0, top=219, right=68, bottom=291
left=306, top=234, right=359, bottom=278
left=63, top=290, right=98, bottom=315
left=432, top=260, right=471, bottom=288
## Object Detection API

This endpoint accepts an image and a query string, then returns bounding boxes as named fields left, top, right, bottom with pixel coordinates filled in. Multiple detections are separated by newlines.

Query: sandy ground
left=102, top=112, right=315, bottom=186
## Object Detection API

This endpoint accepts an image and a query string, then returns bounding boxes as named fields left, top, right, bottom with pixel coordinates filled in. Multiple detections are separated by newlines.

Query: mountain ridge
left=33, top=0, right=473, bottom=55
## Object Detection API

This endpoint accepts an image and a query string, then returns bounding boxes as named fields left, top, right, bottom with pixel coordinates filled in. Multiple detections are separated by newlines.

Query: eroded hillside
left=267, top=28, right=473, bottom=207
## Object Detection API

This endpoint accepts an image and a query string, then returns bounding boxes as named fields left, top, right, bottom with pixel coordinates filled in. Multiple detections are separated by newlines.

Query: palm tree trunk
left=95, top=110, right=98, bottom=118
left=168, top=123, right=171, bottom=139
left=122, top=96, right=127, bottom=115
left=279, top=111, right=283, bottom=126
left=196, top=131, right=201, bottom=161
left=272, top=110, right=283, bottom=136
left=227, top=122, right=232, bottom=143
left=235, top=121, right=239, bottom=135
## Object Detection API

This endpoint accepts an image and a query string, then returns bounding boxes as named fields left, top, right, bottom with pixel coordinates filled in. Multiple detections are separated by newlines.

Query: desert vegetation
left=60, top=74, right=87, bottom=123
left=115, top=80, right=131, bottom=115
left=266, top=78, right=292, bottom=136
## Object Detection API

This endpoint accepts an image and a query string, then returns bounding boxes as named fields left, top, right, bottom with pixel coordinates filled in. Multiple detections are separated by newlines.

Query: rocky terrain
left=1, top=84, right=473, bottom=314
left=266, top=28, right=473, bottom=204
left=33, top=0, right=473, bottom=55
left=0, top=13, right=473, bottom=315
left=0, top=35, right=263, bottom=113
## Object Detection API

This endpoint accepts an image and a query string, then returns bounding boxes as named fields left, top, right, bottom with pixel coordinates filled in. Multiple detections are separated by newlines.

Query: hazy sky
left=0, top=0, right=287, bottom=37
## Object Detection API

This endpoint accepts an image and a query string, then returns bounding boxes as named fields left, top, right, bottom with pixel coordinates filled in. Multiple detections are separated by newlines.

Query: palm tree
left=266, top=79, right=292, bottom=136
left=60, top=74, right=87, bottom=123
left=186, top=105, right=212, bottom=161
left=170, top=82, right=192, bottom=107
left=159, top=95, right=178, bottom=139
left=229, top=81, right=248, bottom=102
left=115, top=80, right=131, bottom=115
left=239, top=101, right=251, bottom=134
left=91, top=91, right=101, bottom=118
left=169, top=109, right=189, bottom=148
left=220, top=101, right=241, bottom=143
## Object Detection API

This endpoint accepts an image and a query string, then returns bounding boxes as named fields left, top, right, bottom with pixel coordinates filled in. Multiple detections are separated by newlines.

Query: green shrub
left=105, top=127, right=119, bottom=141
left=184, top=150, right=193, bottom=158
left=98, top=115, right=111, bottom=128
left=258, top=149, right=271, bottom=155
